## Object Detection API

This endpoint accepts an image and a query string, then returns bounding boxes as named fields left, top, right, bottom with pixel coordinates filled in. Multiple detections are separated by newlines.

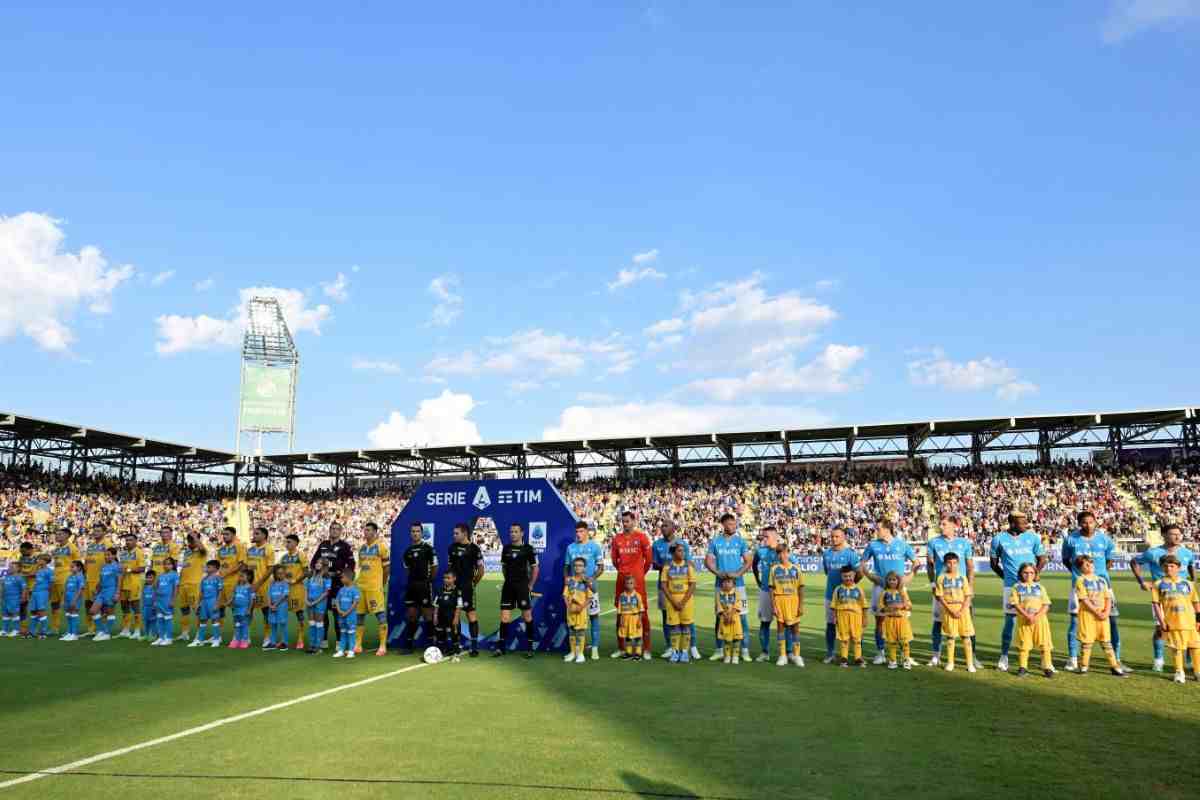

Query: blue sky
left=2, top=2, right=1198, bottom=453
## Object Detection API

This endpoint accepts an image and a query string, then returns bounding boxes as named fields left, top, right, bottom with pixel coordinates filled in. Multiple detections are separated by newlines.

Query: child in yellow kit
left=830, top=565, right=869, bottom=668
left=1010, top=563, right=1053, bottom=678
left=1151, top=555, right=1200, bottom=685
left=1073, top=555, right=1129, bottom=678
left=933, top=552, right=976, bottom=673
left=716, top=576, right=743, bottom=664
left=563, top=557, right=593, bottom=664
left=617, top=575, right=645, bottom=660
left=876, top=571, right=913, bottom=671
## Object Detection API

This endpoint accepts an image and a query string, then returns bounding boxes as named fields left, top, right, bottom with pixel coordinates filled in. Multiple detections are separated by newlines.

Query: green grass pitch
left=1, top=572, right=1197, bottom=799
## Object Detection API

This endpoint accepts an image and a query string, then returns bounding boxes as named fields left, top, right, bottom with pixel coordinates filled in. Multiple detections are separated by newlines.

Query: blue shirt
left=200, top=574, right=222, bottom=603
left=861, top=538, right=916, bottom=582
left=142, top=584, right=158, bottom=618
left=990, top=531, right=1046, bottom=587
left=3, top=573, right=24, bottom=602
left=99, top=562, right=122, bottom=595
left=232, top=584, right=255, bottom=615
left=651, top=538, right=690, bottom=571
left=753, top=545, right=778, bottom=588
left=707, top=534, right=749, bottom=587
left=64, top=574, right=85, bottom=607
left=306, top=575, right=332, bottom=606
left=1061, top=530, right=1117, bottom=579
left=32, top=566, right=54, bottom=594
left=927, top=536, right=974, bottom=579
left=821, top=546, right=862, bottom=600
left=268, top=580, right=289, bottom=611
left=1134, top=546, right=1194, bottom=581
left=337, top=586, right=361, bottom=616
left=155, top=572, right=180, bottom=611
left=565, top=540, right=605, bottom=578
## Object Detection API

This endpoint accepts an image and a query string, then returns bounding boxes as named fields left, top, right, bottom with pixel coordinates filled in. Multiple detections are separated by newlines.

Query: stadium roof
left=2, top=406, right=1195, bottom=487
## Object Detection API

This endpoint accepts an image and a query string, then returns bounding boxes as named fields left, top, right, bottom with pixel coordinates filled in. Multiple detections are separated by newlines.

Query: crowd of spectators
left=1128, top=461, right=1200, bottom=549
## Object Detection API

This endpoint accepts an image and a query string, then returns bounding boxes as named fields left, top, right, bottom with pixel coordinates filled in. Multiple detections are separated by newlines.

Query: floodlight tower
left=236, top=297, right=299, bottom=457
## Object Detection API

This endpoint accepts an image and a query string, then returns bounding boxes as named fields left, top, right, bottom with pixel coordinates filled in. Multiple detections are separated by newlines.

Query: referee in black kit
left=310, top=522, right=355, bottom=648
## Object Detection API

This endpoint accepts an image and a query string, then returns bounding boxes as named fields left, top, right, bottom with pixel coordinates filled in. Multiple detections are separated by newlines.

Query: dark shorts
left=404, top=581, right=433, bottom=609
left=500, top=582, right=531, bottom=612
left=459, top=584, right=476, bottom=613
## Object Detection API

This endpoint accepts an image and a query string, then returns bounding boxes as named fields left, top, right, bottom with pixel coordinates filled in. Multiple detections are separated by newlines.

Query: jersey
left=52, top=541, right=81, bottom=583
left=448, top=541, right=484, bottom=584
left=180, top=545, right=208, bottom=586
left=1073, top=575, right=1112, bottom=615
left=98, top=561, right=122, bottom=598
left=611, top=530, right=652, bottom=578
left=879, top=587, right=911, bottom=617
left=990, top=531, right=1046, bottom=587
left=357, top=541, right=389, bottom=590
left=245, top=543, right=275, bottom=586
left=651, top=537, right=690, bottom=571
left=861, top=537, right=916, bottom=581
left=566, top=540, right=605, bottom=578
left=268, top=580, right=290, bottom=611
left=305, top=575, right=332, bottom=609
left=926, top=535, right=972, bottom=579
left=768, top=563, right=803, bottom=598
left=434, top=585, right=461, bottom=624
left=563, top=578, right=592, bottom=625
left=707, top=534, right=749, bottom=587
left=1061, top=531, right=1117, bottom=580
left=155, top=572, right=180, bottom=610
left=2, top=573, right=24, bottom=606
left=618, top=591, right=643, bottom=616
left=821, top=546, right=862, bottom=600
left=830, top=584, right=869, bottom=611
left=217, top=540, right=247, bottom=580
left=150, top=542, right=182, bottom=576
left=1009, top=582, right=1051, bottom=615
left=278, top=549, right=307, bottom=585
left=500, top=543, right=537, bottom=586
left=32, top=566, right=53, bottom=594
left=934, top=574, right=972, bottom=614
left=200, top=574, right=222, bottom=605
left=83, top=537, right=113, bottom=586
left=403, top=542, right=437, bottom=584
left=755, top=545, right=779, bottom=588
left=63, top=573, right=85, bottom=609
left=716, top=589, right=743, bottom=615
left=336, top=585, right=361, bottom=616
left=231, top=583, right=255, bottom=615
left=1151, top=579, right=1199, bottom=631
left=661, top=562, right=697, bottom=597
left=118, top=547, right=145, bottom=591
left=1135, top=546, right=1195, bottom=582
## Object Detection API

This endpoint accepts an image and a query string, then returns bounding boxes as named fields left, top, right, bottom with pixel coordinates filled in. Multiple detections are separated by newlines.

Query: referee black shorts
left=459, top=584, right=476, bottom=613
left=499, top=582, right=531, bottom=612
left=404, top=581, right=433, bottom=610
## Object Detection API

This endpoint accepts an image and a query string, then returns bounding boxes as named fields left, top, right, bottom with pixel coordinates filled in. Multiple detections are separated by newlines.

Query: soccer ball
left=423, top=646, right=443, bottom=664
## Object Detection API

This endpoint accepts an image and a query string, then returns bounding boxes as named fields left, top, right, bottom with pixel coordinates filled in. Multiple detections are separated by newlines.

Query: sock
left=106, top=615, right=116, bottom=635
left=634, top=638, right=642, bottom=656
left=714, top=637, right=723, bottom=655
left=931, top=622, right=942, bottom=658
left=92, top=614, right=102, bottom=633
left=469, top=619, right=480, bottom=648
left=902, top=642, right=911, bottom=662
left=760, top=621, right=771, bottom=654
left=1153, top=634, right=1165, bottom=661
left=777, top=632, right=786, bottom=658
left=378, top=620, right=388, bottom=649
left=1019, top=649, right=1030, bottom=670
left=1110, top=617, right=1121, bottom=660
left=1101, top=642, right=1120, bottom=669
left=739, top=613, right=750, bottom=650
left=852, top=639, right=862, bottom=660
left=947, top=638, right=957, bottom=669
left=874, top=625, right=884, bottom=653
left=971, top=636, right=977, bottom=659
left=1067, top=615, right=1079, bottom=659
left=1041, top=645, right=1053, bottom=671
left=356, top=627, right=364, bottom=650
left=1191, top=648, right=1200, bottom=679
left=1175, top=647, right=1185, bottom=674
left=52, top=608, right=61, bottom=631
left=839, top=639, right=848, bottom=659
left=825, top=623, right=836, bottom=657
left=1001, top=615, right=1015, bottom=656
left=1081, top=643, right=1092, bottom=670
left=672, top=628, right=683, bottom=653
left=660, top=610, right=669, bottom=645
left=887, top=642, right=897, bottom=662
left=316, top=623, right=324, bottom=644
left=689, top=623, right=697, bottom=648
left=963, top=639, right=974, bottom=668
left=296, top=619, right=305, bottom=648
left=132, top=612, right=141, bottom=633
left=525, top=618, right=536, bottom=650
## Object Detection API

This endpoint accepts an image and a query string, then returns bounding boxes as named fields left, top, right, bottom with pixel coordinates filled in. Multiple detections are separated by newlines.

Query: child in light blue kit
left=268, top=565, right=291, bottom=651
left=61, top=561, right=86, bottom=640
left=192, top=559, right=223, bottom=647
left=154, top=558, right=179, bottom=645
left=29, top=555, right=54, bottom=638
left=333, top=569, right=361, bottom=659
left=140, top=570, right=159, bottom=642
left=304, top=560, right=332, bottom=654
left=229, top=568, right=256, bottom=648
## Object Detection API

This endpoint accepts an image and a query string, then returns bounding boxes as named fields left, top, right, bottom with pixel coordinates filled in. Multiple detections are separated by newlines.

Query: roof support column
left=286, top=464, right=295, bottom=492
left=1183, top=420, right=1198, bottom=459
left=1109, top=425, right=1123, bottom=465
left=971, top=432, right=984, bottom=467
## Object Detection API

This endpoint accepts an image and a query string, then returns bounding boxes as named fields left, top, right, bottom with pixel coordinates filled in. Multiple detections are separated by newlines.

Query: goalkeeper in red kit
left=610, top=510, right=653, bottom=660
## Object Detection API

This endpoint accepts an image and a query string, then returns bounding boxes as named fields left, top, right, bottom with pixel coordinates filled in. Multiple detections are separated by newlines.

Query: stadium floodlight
left=236, top=296, right=299, bottom=457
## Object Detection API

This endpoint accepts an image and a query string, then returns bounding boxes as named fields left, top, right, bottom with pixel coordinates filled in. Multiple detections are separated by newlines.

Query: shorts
left=2, top=597, right=20, bottom=616
left=718, top=615, right=743, bottom=643
left=757, top=589, right=774, bottom=623
left=566, top=607, right=588, bottom=629
left=500, top=582, right=531, bottom=612
left=289, top=587, right=307, bottom=613
left=197, top=600, right=218, bottom=622
left=29, top=591, right=50, bottom=613
left=219, top=579, right=238, bottom=607
left=1067, top=587, right=1120, bottom=617
left=772, top=595, right=801, bottom=627
left=618, top=614, right=643, bottom=640
left=664, top=596, right=694, bottom=626
left=120, top=587, right=142, bottom=604
left=96, top=590, right=117, bottom=608
left=357, top=587, right=385, bottom=616
left=178, top=584, right=200, bottom=609
left=404, top=581, right=433, bottom=610
left=942, top=610, right=975, bottom=639
left=835, top=610, right=864, bottom=642
left=882, top=615, right=913, bottom=644
left=1076, top=612, right=1112, bottom=645
left=459, top=584, right=477, bottom=613
left=51, top=582, right=66, bottom=605
left=309, top=603, right=328, bottom=618
left=1164, top=629, right=1200, bottom=651
left=1016, top=618, right=1053, bottom=650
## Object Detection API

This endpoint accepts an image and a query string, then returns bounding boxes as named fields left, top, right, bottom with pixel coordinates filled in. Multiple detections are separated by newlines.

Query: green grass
left=1, top=573, right=1198, bottom=799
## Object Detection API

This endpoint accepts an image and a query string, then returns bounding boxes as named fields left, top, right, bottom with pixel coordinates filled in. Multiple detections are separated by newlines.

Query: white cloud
left=150, top=270, right=175, bottom=287
left=194, top=278, right=215, bottom=292
left=0, top=212, right=135, bottom=351
left=907, top=348, right=1038, bottom=401
left=632, top=248, right=659, bottom=265
left=322, top=272, right=349, bottom=302
left=1102, top=0, right=1199, bottom=42
left=352, top=357, right=403, bottom=374
left=543, top=400, right=830, bottom=439
left=155, top=286, right=331, bottom=355
left=685, top=344, right=867, bottom=402
left=428, top=274, right=462, bottom=326
left=608, top=266, right=667, bottom=291
left=428, top=328, right=635, bottom=379
left=644, top=318, right=684, bottom=336
left=367, top=390, right=482, bottom=448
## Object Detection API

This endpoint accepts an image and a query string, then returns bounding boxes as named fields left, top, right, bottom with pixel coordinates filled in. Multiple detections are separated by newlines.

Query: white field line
left=0, top=662, right=430, bottom=791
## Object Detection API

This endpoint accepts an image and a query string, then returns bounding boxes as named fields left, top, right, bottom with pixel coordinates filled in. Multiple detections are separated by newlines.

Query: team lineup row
left=2, top=510, right=1200, bottom=682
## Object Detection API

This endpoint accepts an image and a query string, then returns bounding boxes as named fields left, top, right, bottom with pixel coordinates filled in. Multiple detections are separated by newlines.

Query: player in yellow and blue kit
left=216, top=527, right=247, bottom=642
left=831, top=565, right=869, bottom=667
left=568, top=520, right=607, bottom=660
left=61, top=561, right=86, bottom=640
left=15, top=542, right=35, bottom=635
left=246, top=528, right=276, bottom=648
left=1151, top=555, right=1200, bottom=684
left=1130, top=523, right=1195, bottom=672
left=279, top=534, right=308, bottom=650
left=28, top=555, right=54, bottom=638
left=153, top=557, right=179, bottom=646
left=334, top=569, right=361, bottom=659
left=618, top=576, right=644, bottom=661
left=50, top=527, right=80, bottom=634
left=118, top=533, right=146, bottom=639
left=661, top=544, right=696, bottom=664
left=716, top=576, right=744, bottom=664
left=768, top=542, right=804, bottom=667
left=268, top=565, right=291, bottom=651
left=564, top=557, right=593, bottom=663
left=1072, top=555, right=1128, bottom=677
left=1010, top=563, right=1054, bottom=678
left=192, top=560, right=224, bottom=648
left=82, top=528, right=114, bottom=636
left=304, top=560, right=332, bottom=655
left=2, top=567, right=26, bottom=637
left=355, top=523, right=389, bottom=656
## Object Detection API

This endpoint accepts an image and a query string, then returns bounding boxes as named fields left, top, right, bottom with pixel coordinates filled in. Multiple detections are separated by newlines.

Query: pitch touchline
left=0, top=662, right=430, bottom=791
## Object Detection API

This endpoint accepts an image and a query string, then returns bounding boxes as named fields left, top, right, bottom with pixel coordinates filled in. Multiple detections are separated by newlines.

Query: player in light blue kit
left=191, top=559, right=224, bottom=647
left=859, top=519, right=916, bottom=665
left=140, top=570, right=159, bottom=642
left=565, top=520, right=606, bottom=661
left=153, top=557, right=179, bottom=645
left=651, top=520, right=697, bottom=661
left=821, top=526, right=860, bottom=663
left=2, top=567, right=26, bottom=637
left=334, top=569, right=361, bottom=658
left=989, top=510, right=1048, bottom=671
left=304, top=559, right=333, bottom=654
left=705, top=513, right=752, bottom=662
left=1061, top=511, right=1120, bottom=671
left=28, top=555, right=54, bottom=638
left=90, top=548, right=123, bottom=641
left=751, top=527, right=779, bottom=661
left=1130, top=522, right=1195, bottom=671
left=60, top=560, right=86, bottom=640
left=925, top=513, right=976, bottom=667
left=229, top=568, right=257, bottom=648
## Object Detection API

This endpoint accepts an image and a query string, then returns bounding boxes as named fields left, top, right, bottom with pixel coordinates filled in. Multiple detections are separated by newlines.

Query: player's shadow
left=618, top=770, right=706, bottom=799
